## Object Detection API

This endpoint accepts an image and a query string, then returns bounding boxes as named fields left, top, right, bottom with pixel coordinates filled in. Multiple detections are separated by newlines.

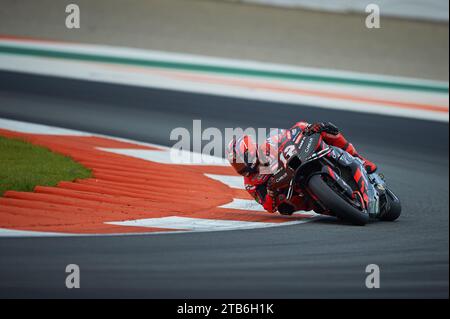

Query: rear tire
left=308, top=174, right=369, bottom=226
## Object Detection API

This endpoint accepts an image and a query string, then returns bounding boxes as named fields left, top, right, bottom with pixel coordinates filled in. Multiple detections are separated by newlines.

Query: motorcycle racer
left=226, top=121, right=378, bottom=215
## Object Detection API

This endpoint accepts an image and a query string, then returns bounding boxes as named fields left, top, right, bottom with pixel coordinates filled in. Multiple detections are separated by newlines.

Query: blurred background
left=0, top=0, right=448, bottom=80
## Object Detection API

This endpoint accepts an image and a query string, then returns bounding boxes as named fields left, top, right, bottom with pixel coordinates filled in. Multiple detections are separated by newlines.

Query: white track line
left=106, top=216, right=308, bottom=231
left=204, top=174, right=245, bottom=189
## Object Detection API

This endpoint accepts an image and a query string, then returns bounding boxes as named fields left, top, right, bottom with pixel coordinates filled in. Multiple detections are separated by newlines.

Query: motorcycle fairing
left=325, top=146, right=381, bottom=216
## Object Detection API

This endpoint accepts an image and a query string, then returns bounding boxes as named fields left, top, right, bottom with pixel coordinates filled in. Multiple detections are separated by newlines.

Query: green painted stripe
left=0, top=44, right=448, bottom=93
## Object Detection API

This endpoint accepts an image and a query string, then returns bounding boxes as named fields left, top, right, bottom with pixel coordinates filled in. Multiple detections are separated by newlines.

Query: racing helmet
left=226, top=135, right=259, bottom=176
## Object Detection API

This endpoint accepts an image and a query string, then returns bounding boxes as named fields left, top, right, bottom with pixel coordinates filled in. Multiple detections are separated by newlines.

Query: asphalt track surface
left=0, top=71, right=448, bottom=298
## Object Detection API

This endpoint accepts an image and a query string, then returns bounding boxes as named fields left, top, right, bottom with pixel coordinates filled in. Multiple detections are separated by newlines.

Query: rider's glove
left=305, top=122, right=339, bottom=136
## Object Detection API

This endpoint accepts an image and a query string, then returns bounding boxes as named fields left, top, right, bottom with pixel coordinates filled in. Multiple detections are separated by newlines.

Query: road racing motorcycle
left=263, top=129, right=401, bottom=225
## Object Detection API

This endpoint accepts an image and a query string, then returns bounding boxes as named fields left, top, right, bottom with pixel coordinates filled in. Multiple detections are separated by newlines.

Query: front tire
left=379, top=189, right=402, bottom=221
left=308, top=174, right=370, bottom=226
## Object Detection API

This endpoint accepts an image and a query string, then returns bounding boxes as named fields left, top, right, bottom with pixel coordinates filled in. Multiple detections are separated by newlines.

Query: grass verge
left=0, top=136, right=91, bottom=196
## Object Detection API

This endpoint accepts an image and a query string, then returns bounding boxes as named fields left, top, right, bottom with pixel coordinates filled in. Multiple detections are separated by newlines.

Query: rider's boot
left=353, top=153, right=378, bottom=174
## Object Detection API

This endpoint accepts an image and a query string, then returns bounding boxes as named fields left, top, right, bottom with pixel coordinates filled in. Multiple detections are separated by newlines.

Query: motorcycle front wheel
left=379, top=189, right=402, bottom=221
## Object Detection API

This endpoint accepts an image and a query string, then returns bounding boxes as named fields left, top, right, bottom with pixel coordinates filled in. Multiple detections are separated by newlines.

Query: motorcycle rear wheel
left=308, top=174, right=370, bottom=226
